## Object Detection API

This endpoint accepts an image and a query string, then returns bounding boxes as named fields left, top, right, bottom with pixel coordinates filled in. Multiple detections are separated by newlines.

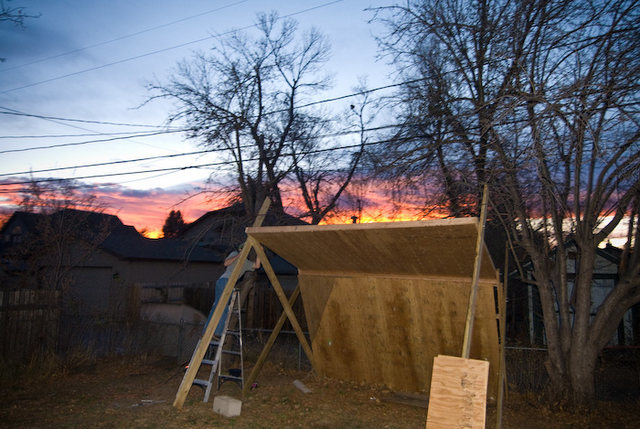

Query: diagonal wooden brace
left=243, top=284, right=302, bottom=396
left=247, top=236, right=313, bottom=364
left=173, top=198, right=270, bottom=409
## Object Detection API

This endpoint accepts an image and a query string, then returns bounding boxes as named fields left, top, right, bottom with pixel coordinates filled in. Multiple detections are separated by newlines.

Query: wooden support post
left=462, top=183, right=489, bottom=359
left=248, top=236, right=313, bottom=363
left=243, top=285, right=302, bottom=396
left=172, top=198, right=271, bottom=409
left=496, top=244, right=509, bottom=429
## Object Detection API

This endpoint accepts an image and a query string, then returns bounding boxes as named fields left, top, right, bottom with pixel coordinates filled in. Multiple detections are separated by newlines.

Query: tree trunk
left=568, top=345, right=597, bottom=406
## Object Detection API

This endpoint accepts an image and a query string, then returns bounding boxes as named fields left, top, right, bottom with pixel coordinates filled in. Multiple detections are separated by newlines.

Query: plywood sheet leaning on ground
left=426, top=355, right=490, bottom=429
left=247, top=218, right=502, bottom=397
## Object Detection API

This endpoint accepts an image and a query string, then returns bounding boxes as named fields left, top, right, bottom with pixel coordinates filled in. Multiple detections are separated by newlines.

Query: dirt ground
left=2, top=354, right=640, bottom=429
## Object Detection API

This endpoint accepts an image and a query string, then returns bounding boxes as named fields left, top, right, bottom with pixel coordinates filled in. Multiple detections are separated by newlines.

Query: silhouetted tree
left=149, top=12, right=362, bottom=223
left=374, top=0, right=640, bottom=405
left=0, top=0, right=34, bottom=25
left=0, top=0, right=38, bottom=62
left=287, top=81, right=376, bottom=224
left=5, top=179, right=113, bottom=291
left=162, top=209, right=185, bottom=238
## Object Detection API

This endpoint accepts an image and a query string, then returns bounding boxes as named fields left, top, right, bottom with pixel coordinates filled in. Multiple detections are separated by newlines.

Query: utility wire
left=0, top=118, right=407, bottom=154
left=0, top=106, right=183, bottom=154
left=5, top=86, right=634, bottom=154
left=0, top=1, right=249, bottom=73
left=0, top=130, right=177, bottom=139
left=0, top=134, right=412, bottom=187
left=6, top=72, right=634, bottom=140
left=0, top=108, right=175, bottom=129
left=0, top=0, right=345, bottom=94
left=0, top=129, right=186, bottom=154
left=0, top=149, right=214, bottom=177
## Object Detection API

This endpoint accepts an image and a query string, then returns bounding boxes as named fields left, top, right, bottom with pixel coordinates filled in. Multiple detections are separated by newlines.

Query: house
left=1, top=209, right=224, bottom=314
left=0, top=209, right=224, bottom=360
left=180, top=202, right=307, bottom=330
left=508, top=241, right=638, bottom=346
left=180, top=202, right=307, bottom=253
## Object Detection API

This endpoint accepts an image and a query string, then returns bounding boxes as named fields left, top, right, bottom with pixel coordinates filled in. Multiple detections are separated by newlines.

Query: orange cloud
left=280, top=177, right=448, bottom=225
left=0, top=179, right=230, bottom=238
left=1, top=177, right=446, bottom=237
left=92, top=184, right=230, bottom=238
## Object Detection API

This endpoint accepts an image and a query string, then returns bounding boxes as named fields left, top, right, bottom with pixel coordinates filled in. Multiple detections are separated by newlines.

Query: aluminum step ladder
left=191, top=288, right=245, bottom=402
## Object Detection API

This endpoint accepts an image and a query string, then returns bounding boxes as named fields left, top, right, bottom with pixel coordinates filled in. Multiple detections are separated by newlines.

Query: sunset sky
left=0, top=0, right=398, bottom=237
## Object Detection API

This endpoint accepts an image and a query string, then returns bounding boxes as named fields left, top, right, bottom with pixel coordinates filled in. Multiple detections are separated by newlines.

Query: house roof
left=508, top=240, right=624, bottom=278
left=181, top=202, right=307, bottom=237
left=179, top=202, right=308, bottom=270
left=598, top=243, right=623, bottom=264
left=100, top=226, right=224, bottom=263
left=1, top=209, right=223, bottom=264
left=0, top=211, right=41, bottom=234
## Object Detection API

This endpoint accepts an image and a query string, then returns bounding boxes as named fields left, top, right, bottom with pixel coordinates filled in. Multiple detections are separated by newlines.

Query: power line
left=3, top=84, right=636, bottom=155
left=0, top=134, right=408, bottom=187
left=0, top=149, right=214, bottom=177
left=0, top=118, right=406, bottom=164
left=0, top=106, right=184, bottom=154
left=0, top=129, right=186, bottom=154
left=0, top=108, right=174, bottom=129
left=0, top=130, right=176, bottom=139
left=0, top=0, right=346, bottom=94
left=0, top=76, right=402, bottom=144
left=4, top=71, right=636, bottom=138
left=0, top=1, right=249, bottom=73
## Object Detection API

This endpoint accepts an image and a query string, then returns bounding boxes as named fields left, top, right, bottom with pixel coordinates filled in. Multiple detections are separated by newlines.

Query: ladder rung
left=218, top=374, right=243, bottom=381
left=179, top=288, right=244, bottom=404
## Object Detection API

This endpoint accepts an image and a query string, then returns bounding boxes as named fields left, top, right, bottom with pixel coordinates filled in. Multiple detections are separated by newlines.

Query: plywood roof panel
left=247, top=218, right=502, bottom=397
left=247, top=218, right=496, bottom=279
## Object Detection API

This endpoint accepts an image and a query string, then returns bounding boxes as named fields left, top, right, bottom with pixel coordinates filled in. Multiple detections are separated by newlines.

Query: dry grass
left=1, top=339, right=639, bottom=428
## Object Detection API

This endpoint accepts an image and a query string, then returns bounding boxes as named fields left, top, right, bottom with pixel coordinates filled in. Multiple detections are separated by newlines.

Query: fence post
left=178, top=318, right=184, bottom=364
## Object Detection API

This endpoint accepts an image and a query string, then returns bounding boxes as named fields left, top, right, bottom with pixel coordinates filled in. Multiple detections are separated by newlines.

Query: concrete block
left=213, top=395, right=242, bottom=418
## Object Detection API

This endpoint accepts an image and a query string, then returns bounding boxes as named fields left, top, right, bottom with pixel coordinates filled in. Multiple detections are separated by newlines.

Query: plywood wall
left=300, top=274, right=500, bottom=397
left=247, top=218, right=502, bottom=398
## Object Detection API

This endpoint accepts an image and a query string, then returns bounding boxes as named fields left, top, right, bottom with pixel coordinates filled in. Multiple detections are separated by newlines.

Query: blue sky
left=0, top=0, right=394, bottom=231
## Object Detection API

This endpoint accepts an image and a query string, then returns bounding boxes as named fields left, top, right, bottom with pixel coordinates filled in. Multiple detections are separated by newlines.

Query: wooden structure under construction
left=247, top=217, right=504, bottom=398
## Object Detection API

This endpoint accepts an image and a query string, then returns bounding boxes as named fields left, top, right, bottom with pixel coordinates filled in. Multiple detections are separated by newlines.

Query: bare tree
left=372, top=0, right=524, bottom=215
left=148, top=12, right=333, bottom=221
left=5, top=180, right=114, bottom=292
left=287, top=82, right=374, bottom=224
left=374, top=0, right=640, bottom=405
left=0, top=0, right=36, bottom=26
left=489, top=0, right=640, bottom=405
left=0, top=0, right=38, bottom=62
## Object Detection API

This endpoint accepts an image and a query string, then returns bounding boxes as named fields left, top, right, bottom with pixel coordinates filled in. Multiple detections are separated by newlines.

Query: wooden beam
left=172, top=198, right=271, bottom=409
left=242, top=285, right=302, bottom=396
left=496, top=244, right=509, bottom=429
left=248, top=236, right=313, bottom=362
left=462, top=184, right=489, bottom=358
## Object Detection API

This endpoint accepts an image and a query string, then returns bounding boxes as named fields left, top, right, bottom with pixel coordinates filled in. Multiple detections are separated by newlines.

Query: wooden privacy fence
left=245, top=276, right=307, bottom=332
left=0, top=289, right=61, bottom=360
